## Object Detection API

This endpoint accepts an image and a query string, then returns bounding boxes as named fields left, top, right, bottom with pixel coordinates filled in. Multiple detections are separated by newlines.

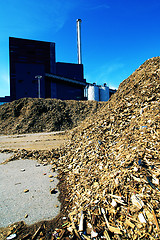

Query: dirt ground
left=0, top=131, right=67, bottom=151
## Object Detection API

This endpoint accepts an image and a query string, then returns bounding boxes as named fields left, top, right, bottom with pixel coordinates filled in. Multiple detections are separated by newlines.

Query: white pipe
left=77, top=19, right=82, bottom=64
left=35, top=75, right=42, bottom=98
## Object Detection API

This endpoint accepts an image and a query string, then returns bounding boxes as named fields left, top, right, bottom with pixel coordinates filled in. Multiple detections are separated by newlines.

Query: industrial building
left=6, top=19, right=117, bottom=103
left=9, top=36, right=86, bottom=101
left=9, top=36, right=116, bottom=102
left=8, top=19, right=116, bottom=103
left=9, top=34, right=116, bottom=102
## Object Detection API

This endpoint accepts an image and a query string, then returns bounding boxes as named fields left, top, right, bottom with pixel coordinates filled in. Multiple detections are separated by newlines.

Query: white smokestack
left=76, top=19, right=82, bottom=64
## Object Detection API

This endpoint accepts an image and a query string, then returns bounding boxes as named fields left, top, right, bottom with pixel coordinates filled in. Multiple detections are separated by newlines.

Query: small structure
left=87, top=83, right=116, bottom=101
left=99, top=84, right=109, bottom=101
left=88, top=83, right=99, bottom=101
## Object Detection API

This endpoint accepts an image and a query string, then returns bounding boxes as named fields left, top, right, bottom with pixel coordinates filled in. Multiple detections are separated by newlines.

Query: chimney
left=76, top=19, right=82, bottom=64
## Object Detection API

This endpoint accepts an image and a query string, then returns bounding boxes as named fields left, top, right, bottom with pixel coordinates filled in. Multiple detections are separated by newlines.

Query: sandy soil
left=0, top=131, right=67, bottom=151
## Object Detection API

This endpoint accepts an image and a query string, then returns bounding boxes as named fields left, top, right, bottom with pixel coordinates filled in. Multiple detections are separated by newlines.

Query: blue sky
left=0, top=0, right=160, bottom=97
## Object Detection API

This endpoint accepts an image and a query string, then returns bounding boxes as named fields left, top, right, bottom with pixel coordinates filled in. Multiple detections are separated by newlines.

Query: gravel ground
left=0, top=153, right=60, bottom=228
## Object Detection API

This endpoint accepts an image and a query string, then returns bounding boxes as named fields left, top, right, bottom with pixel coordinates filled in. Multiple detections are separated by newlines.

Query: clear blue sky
left=0, top=0, right=160, bottom=97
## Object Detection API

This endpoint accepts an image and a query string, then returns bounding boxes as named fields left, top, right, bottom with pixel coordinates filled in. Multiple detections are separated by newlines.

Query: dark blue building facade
left=9, top=37, right=86, bottom=101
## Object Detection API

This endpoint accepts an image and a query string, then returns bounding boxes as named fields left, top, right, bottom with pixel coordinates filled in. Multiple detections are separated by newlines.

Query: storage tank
left=88, top=84, right=99, bottom=101
left=99, top=84, right=109, bottom=101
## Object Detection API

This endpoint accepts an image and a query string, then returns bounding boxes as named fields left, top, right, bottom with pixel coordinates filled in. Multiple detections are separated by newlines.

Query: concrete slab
left=0, top=153, right=60, bottom=227
left=0, top=153, right=14, bottom=164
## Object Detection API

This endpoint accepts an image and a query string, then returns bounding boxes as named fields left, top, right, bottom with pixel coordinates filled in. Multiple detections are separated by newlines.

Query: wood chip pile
left=0, top=98, right=105, bottom=135
left=0, top=57, right=159, bottom=240
left=56, top=57, right=160, bottom=239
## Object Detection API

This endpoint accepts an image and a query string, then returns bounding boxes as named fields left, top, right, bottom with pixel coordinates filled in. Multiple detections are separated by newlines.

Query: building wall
left=50, top=78, right=84, bottom=100
left=9, top=37, right=56, bottom=101
left=56, top=62, right=84, bottom=82
left=9, top=37, right=86, bottom=101
left=56, top=82, right=84, bottom=100
left=15, top=63, right=45, bottom=99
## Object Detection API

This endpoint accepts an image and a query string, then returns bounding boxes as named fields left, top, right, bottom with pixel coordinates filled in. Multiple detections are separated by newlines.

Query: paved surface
left=0, top=153, right=60, bottom=227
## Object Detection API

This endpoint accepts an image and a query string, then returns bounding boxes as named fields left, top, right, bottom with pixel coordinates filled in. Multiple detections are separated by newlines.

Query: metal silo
left=99, top=84, right=109, bottom=101
left=88, top=83, right=99, bottom=101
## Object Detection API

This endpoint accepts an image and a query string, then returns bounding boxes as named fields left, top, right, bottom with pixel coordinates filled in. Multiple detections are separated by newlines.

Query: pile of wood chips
left=56, top=57, right=160, bottom=240
left=1, top=57, right=159, bottom=240
left=0, top=98, right=105, bottom=135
